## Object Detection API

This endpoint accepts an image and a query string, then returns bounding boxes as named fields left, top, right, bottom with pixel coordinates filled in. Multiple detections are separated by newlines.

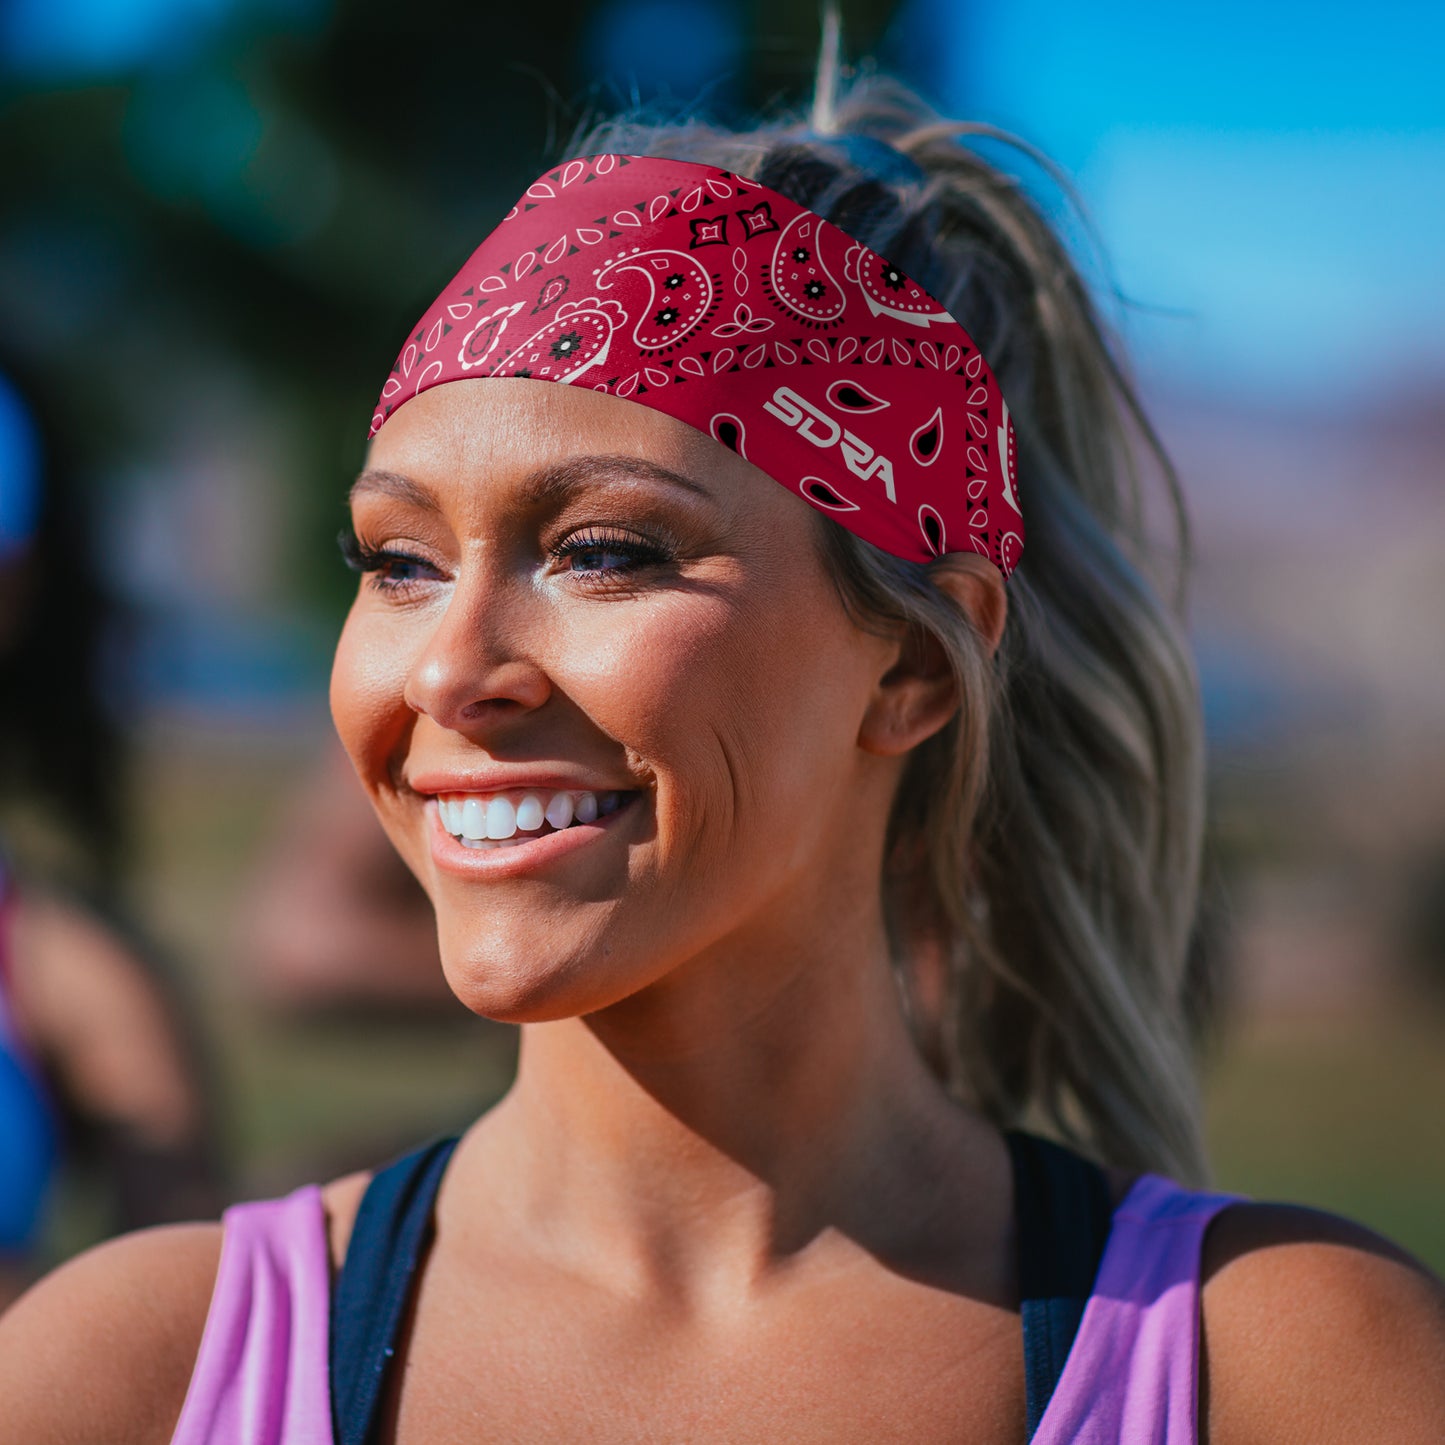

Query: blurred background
left=1, top=0, right=1442, bottom=1277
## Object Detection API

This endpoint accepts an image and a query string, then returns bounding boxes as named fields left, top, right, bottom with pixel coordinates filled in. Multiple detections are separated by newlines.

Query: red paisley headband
left=370, top=153, right=1023, bottom=576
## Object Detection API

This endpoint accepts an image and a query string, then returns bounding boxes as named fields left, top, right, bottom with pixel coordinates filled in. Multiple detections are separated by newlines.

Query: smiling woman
left=3, top=60, right=1444, bottom=1445
left=334, top=382, right=932, bottom=1031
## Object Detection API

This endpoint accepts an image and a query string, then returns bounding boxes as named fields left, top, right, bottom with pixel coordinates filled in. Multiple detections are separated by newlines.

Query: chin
left=435, top=925, right=651, bottom=1025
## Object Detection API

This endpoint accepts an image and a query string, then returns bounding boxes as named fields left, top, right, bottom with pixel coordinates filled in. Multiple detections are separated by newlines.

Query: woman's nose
left=402, top=580, right=551, bottom=730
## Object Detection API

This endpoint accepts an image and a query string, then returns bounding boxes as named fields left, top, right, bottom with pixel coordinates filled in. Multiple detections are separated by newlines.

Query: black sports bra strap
left=328, top=1130, right=1106, bottom=1443
left=1005, top=1130, right=1115, bottom=1441
left=330, top=1135, right=460, bottom=1445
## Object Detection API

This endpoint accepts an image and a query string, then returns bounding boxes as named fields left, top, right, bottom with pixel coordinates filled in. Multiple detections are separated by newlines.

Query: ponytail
left=571, top=71, right=1211, bottom=1183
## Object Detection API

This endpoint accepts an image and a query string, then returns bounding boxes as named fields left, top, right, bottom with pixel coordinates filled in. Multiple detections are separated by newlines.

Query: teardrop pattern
left=457, top=301, right=525, bottom=373
left=825, top=379, right=889, bottom=413
left=802, top=477, right=860, bottom=513
left=918, top=505, right=947, bottom=556
left=843, top=242, right=954, bottom=329
left=909, top=407, right=944, bottom=467
left=710, top=413, right=747, bottom=458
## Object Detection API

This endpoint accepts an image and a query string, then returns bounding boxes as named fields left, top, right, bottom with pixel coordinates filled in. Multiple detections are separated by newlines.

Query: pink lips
left=426, top=791, right=639, bottom=880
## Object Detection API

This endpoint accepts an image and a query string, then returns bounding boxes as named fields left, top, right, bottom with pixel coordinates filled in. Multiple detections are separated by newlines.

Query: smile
left=435, top=789, right=634, bottom=849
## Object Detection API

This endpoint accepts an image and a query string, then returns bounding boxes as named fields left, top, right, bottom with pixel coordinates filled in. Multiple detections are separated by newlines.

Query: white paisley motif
left=767, top=214, right=846, bottom=325
left=997, top=401, right=1022, bottom=515
left=843, top=242, right=954, bottom=329
left=490, top=298, right=625, bottom=384
left=458, top=301, right=525, bottom=372
left=594, top=248, right=715, bottom=352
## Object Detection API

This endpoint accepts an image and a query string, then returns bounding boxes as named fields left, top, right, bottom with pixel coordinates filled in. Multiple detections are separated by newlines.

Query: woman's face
left=331, top=379, right=903, bottom=1022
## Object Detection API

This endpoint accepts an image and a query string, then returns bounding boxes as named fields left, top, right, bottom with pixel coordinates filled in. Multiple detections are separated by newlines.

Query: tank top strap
left=1005, top=1130, right=1115, bottom=1439
left=329, top=1135, right=459, bottom=1445
left=170, top=1184, right=334, bottom=1445
left=1031, top=1174, right=1242, bottom=1445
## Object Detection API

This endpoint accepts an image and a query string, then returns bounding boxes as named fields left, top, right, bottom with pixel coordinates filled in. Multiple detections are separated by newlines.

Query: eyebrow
left=516, top=454, right=714, bottom=507
left=349, top=454, right=715, bottom=511
left=349, top=469, right=441, bottom=511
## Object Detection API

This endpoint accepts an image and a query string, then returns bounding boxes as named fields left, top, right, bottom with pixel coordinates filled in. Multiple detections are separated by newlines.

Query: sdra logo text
left=761, top=387, right=896, bottom=501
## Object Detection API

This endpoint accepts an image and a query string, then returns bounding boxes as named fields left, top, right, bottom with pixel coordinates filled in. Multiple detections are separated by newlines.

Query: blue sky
left=889, top=0, right=1445, bottom=404
left=0, top=0, right=321, bottom=71
left=6, top=0, right=1442, bottom=406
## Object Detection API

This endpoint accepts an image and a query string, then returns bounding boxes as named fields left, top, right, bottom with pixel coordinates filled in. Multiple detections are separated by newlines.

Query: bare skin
left=2, top=380, right=1442, bottom=1442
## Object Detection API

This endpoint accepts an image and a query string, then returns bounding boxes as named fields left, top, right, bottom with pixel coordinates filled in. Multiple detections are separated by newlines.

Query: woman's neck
left=454, top=907, right=1010, bottom=1309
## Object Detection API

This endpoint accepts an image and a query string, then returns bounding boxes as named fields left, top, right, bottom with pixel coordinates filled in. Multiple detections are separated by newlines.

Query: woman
left=3, top=75, right=1443, bottom=1443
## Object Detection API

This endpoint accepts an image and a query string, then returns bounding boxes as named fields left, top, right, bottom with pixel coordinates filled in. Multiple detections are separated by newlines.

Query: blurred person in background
left=0, top=362, right=224, bottom=1309
left=3, top=44, right=1444, bottom=1445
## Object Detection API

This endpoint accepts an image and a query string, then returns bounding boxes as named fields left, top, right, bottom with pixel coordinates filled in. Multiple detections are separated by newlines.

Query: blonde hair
left=571, top=71, right=1210, bottom=1184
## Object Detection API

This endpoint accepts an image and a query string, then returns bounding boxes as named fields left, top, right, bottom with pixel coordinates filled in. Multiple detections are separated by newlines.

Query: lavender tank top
left=1032, top=1176, right=1237, bottom=1444
left=171, top=1174, right=1237, bottom=1444
left=170, top=1186, right=332, bottom=1445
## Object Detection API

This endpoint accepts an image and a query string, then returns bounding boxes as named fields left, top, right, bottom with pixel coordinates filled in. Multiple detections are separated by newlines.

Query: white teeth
left=460, top=797, right=487, bottom=840
left=486, top=796, right=517, bottom=840
left=439, top=787, right=619, bottom=841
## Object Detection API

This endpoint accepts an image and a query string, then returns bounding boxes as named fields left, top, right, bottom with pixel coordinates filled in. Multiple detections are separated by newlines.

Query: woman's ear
left=857, top=553, right=1006, bottom=758
left=929, top=551, right=1007, bottom=657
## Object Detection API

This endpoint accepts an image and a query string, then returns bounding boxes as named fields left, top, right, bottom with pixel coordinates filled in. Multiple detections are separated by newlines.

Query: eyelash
left=548, top=527, right=674, bottom=580
left=337, top=526, right=675, bottom=594
left=338, top=530, right=438, bottom=594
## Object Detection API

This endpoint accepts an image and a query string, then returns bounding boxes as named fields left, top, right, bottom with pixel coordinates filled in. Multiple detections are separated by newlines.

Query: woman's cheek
left=330, top=605, right=417, bottom=782
left=558, top=591, right=750, bottom=751
left=581, top=595, right=806, bottom=853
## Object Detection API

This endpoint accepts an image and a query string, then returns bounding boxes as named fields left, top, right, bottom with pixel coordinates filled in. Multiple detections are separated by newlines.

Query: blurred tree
left=0, top=0, right=901, bottom=653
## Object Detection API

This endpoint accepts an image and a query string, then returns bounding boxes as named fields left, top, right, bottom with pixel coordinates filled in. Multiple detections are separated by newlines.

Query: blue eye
left=569, top=544, right=643, bottom=572
left=551, top=529, right=671, bottom=578
left=339, top=530, right=442, bottom=593
left=374, top=554, right=434, bottom=584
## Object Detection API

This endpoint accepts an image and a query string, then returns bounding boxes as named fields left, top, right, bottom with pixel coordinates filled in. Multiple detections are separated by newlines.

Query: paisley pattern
left=709, top=413, right=748, bottom=459
left=910, top=407, right=945, bottom=467
left=843, top=241, right=955, bottom=328
left=826, top=379, right=889, bottom=414
left=456, top=301, right=524, bottom=374
left=803, top=477, right=861, bottom=513
left=594, top=248, right=718, bottom=352
left=371, top=155, right=1022, bottom=576
left=764, top=214, right=847, bottom=327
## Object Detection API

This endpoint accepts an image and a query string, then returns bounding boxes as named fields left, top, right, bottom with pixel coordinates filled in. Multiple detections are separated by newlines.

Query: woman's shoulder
left=0, top=1220, right=224, bottom=1443
left=1197, top=1200, right=1445, bottom=1444
left=0, top=1168, right=372, bottom=1442
left=321, top=1167, right=373, bottom=1267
